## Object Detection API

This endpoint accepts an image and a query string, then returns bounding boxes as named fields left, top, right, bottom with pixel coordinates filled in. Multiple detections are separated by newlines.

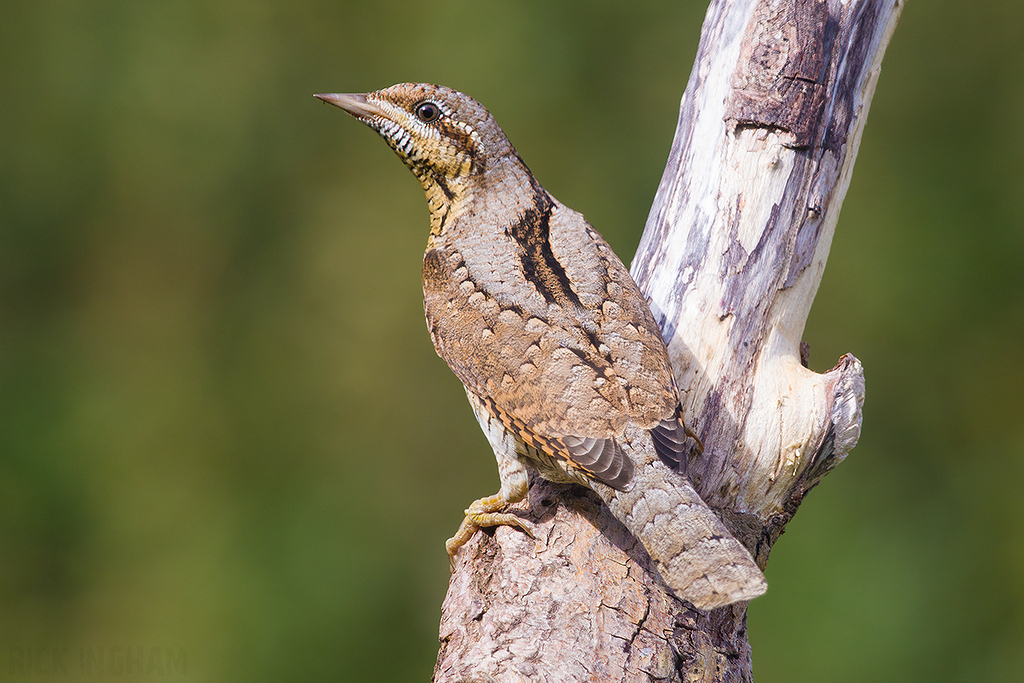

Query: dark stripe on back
left=506, top=192, right=583, bottom=310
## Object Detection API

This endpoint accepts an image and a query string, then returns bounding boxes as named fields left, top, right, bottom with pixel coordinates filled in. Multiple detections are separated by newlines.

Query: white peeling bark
left=434, top=1, right=903, bottom=681
left=633, top=0, right=900, bottom=529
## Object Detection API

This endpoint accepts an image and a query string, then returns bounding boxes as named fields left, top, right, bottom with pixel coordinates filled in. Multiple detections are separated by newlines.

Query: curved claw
left=685, top=423, right=705, bottom=455
left=445, top=504, right=534, bottom=571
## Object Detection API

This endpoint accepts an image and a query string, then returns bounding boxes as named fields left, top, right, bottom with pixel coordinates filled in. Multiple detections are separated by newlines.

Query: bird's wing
left=422, top=202, right=687, bottom=488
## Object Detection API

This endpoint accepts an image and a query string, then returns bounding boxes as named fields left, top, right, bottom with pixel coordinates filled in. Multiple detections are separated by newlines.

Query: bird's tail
left=591, top=430, right=767, bottom=610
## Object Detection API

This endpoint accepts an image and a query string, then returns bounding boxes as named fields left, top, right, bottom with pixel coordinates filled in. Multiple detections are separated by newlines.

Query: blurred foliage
left=2, top=0, right=1021, bottom=681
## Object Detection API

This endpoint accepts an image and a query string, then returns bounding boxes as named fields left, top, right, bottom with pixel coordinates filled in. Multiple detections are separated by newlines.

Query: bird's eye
left=414, top=101, right=441, bottom=123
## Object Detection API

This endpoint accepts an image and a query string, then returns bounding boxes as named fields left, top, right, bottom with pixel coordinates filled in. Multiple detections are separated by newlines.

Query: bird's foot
left=445, top=494, right=534, bottom=570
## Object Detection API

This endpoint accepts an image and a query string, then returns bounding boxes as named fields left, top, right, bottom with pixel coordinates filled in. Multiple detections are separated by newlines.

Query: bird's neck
left=423, top=154, right=543, bottom=248
left=420, top=172, right=474, bottom=242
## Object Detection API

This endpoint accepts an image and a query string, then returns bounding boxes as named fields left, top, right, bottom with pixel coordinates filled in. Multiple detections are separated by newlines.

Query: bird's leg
left=445, top=452, right=534, bottom=569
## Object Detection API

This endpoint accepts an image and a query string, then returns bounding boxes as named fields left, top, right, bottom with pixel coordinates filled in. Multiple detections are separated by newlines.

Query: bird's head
left=316, top=84, right=519, bottom=211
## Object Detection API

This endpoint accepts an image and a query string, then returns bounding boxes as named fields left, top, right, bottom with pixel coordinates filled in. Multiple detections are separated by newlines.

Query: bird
left=315, top=83, right=767, bottom=610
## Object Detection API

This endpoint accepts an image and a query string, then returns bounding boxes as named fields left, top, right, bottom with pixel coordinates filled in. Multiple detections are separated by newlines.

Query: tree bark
left=433, top=1, right=903, bottom=681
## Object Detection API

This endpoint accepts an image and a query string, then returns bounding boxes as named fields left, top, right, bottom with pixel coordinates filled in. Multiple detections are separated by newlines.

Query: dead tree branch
left=434, top=1, right=902, bottom=681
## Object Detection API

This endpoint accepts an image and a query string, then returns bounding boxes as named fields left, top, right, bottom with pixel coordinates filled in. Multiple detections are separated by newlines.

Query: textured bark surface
left=435, top=478, right=754, bottom=683
left=434, top=1, right=903, bottom=681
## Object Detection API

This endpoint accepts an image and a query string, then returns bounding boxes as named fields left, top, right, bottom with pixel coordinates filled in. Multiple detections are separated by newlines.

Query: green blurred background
left=2, top=1, right=1021, bottom=681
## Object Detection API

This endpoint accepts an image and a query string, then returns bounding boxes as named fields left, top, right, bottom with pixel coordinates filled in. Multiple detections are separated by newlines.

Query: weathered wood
left=434, top=1, right=902, bottom=681
left=633, top=0, right=899, bottom=527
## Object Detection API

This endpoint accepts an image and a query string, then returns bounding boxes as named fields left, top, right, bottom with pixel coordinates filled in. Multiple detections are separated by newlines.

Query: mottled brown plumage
left=316, top=84, right=766, bottom=609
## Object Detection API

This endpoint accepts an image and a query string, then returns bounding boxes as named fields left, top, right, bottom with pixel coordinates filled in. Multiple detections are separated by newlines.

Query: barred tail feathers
left=591, top=434, right=767, bottom=610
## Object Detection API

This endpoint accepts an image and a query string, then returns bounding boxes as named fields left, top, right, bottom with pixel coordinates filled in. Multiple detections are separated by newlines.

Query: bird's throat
left=422, top=174, right=473, bottom=242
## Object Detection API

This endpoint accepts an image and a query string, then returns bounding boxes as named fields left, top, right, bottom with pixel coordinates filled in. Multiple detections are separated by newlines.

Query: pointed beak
left=313, top=92, right=383, bottom=120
